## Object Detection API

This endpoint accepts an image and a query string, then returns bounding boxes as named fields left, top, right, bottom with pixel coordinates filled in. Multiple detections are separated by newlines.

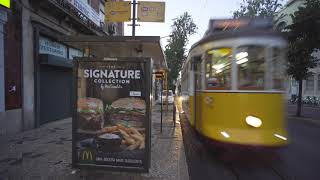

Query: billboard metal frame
left=72, top=57, right=152, bottom=173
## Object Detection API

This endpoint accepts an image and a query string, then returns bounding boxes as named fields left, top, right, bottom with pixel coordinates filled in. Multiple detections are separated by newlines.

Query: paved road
left=287, top=104, right=320, bottom=120
left=180, top=115, right=320, bottom=180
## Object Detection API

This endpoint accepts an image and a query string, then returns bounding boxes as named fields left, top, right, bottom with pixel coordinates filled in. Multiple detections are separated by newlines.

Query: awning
left=57, top=35, right=168, bottom=71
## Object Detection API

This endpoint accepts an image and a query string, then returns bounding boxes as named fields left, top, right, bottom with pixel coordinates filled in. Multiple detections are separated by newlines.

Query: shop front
left=36, top=35, right=83, bottom=125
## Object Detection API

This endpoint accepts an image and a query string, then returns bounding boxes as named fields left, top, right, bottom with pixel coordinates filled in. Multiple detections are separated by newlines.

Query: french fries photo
left=102, top=124, right=145, bottom=151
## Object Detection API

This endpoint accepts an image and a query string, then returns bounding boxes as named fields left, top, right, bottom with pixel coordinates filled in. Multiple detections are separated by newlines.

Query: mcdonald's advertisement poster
left=73, top=58, right=150, bottom=171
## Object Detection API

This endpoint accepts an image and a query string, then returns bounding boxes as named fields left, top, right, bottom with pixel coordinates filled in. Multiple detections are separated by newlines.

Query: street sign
left=105, top=1, right=131, bottom=22
left=0, top=0, right=10, bottom=8
left=137, top=1, right=165, bottom=22
left=73, top=57, right=151, bottom=172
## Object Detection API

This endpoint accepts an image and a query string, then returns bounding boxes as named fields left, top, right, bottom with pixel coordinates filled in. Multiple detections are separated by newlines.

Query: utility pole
left=160, top=78, right=163, bottom=133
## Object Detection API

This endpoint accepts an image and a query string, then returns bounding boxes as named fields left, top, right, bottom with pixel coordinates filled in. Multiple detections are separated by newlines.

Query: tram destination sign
left=72, top=57, right=151, bottom=172
left=210, top=18, right=273, bottom=31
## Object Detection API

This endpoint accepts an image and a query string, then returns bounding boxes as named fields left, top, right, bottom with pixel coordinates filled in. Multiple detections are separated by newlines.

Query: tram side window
left=237, top=46, right=265, bottom=90
left=272, top=48, right=285, bottom=90
left=206, top=48, right=232, bottom=90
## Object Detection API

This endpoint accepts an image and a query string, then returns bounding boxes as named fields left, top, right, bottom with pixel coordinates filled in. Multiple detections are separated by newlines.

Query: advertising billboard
left=137, top=1, right=165, bottom=22
left=73, top=57, right=151, bottom=172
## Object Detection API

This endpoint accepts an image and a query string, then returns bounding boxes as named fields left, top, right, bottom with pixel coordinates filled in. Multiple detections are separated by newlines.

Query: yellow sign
left=138, top=1, right=165, bottom=22
left=105, top=1, right=131, bottom=22
left=0, top=0, right=10, bottom=8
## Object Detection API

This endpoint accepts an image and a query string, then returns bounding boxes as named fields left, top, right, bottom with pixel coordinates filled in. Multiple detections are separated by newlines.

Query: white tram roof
left=182, top=18, right=286, bottom=71
left=190, top=18, right=282, bottom=52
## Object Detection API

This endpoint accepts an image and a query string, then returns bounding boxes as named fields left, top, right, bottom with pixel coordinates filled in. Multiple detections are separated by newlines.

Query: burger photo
left=105, top=97, right=146, bottom=128
left=77, top=97, right=104, bottom=131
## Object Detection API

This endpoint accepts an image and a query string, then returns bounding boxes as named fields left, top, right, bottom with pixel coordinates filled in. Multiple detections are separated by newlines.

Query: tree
left=165, top=12, right=197, bottom=90
left=233, top=0, right=283, bottom=18
left=286, top=0, right=320, bottom=116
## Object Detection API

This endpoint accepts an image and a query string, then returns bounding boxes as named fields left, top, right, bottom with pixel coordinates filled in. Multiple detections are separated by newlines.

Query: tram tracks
left=269, top=166, right=291, bottom=180
left=222, top=158, right=292, bottom=180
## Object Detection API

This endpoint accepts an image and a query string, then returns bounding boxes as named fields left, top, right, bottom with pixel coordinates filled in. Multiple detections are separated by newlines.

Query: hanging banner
left=137, top=1, right=165, bottom=22
left=105, top=1, right=131, bottom=22
left=73, top=57, right=151, bottom=172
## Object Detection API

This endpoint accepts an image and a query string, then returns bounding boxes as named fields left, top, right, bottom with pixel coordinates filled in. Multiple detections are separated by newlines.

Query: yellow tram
left=180, top=18, right=288, bottom=148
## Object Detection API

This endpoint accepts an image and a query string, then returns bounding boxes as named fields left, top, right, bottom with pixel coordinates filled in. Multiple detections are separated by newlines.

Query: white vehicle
left=157, top=90, right=174, bottom=104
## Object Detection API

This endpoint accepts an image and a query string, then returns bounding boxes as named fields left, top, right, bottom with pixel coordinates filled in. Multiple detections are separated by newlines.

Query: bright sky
left=124, top=0, right=241, bottom=50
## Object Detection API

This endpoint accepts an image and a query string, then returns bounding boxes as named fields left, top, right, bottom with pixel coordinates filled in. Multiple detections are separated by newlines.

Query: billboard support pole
left=132, top=0, right=137, bottom=37
left=166, top=71, right=168, bottom=112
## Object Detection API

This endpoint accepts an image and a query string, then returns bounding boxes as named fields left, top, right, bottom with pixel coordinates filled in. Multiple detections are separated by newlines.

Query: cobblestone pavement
left=0, top=105, right=189, bottom=180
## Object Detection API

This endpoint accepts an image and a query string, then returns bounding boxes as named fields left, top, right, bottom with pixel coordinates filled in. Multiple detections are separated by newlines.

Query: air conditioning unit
left=107, top=23, right=117, bottom=36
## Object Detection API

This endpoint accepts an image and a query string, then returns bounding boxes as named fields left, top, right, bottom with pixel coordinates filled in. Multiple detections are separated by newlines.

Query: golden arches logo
left=81, top=150, right=93, bottom=161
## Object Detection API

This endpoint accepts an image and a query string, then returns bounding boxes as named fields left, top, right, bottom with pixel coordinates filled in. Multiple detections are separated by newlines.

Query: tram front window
left=236, top=46, right=265, bottom=90
left=206, top=48, right=232, bottom=90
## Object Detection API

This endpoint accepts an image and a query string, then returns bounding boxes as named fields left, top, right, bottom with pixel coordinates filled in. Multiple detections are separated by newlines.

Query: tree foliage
left=165, top=12, right=197, bottom=90
left=286, top=0, right=320, bottom=116
left=233, top=0, right=283, bottom=18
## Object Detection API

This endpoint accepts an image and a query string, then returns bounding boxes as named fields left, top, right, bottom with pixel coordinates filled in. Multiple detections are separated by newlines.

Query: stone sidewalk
left=287, top=104, right=320, bottom=126
left=0, top=105, right=189, bottom=180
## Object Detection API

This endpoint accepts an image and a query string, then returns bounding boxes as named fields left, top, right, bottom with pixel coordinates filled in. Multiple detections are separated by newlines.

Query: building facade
left=274, top=0, right=320, bottom=99
left=0, top=7, right=8, bottom=136
left=0, top=0, right=123, bottom=136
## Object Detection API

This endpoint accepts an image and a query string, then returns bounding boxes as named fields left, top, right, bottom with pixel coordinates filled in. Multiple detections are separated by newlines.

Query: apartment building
left=274, top=0, right=320, bottom=99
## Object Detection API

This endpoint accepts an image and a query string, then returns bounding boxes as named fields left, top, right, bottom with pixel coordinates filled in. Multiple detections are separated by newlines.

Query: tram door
left=192, top=56, right=202, bottom=131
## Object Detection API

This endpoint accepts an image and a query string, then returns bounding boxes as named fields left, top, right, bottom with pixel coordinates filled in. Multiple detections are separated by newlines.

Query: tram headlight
left=245, top=116, right=262, bottom=128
